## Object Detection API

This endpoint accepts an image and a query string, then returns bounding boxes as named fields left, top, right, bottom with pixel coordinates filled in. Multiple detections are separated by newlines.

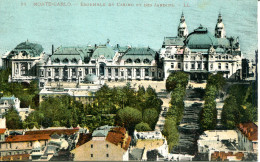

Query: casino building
left=161, top=13, right=242, bottom=80
left=2, top=13, right=243, bottom=86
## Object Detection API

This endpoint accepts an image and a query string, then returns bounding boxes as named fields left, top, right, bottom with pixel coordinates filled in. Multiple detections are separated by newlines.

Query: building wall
left=135, top=139, right=164, bottom=150
left=0, top=140, right=48, bottom=157
left=71, top=139, right=127, bottom=161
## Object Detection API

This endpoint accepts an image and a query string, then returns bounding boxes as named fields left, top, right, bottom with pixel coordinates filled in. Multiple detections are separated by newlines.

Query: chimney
left=52, top=44, right=54, bottom=55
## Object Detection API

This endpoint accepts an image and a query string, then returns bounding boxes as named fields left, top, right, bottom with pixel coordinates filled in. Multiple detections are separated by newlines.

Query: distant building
left=132, top=130, right=168, bottom=160
left=71, top=125, right=131, bottom=161
left=161, top=13, right=242, bottom=80
left=0, top=96, right=31, bottom=121
left=198, top=130, right=239, bottom=160
left=237, top=123, right=258, bottom=153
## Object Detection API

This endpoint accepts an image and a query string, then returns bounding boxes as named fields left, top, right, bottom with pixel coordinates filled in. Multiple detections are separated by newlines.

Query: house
left=0, top=134, right=50, bottom=157
left=71, top=125, right=131, bottom=161
left=237, top=123, right=258, bottom=153
left=132, top=130, right=168, bottom=160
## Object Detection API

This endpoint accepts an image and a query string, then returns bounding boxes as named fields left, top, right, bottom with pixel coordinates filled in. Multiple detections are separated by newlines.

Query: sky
left=0, top=0, right=258, bottom=66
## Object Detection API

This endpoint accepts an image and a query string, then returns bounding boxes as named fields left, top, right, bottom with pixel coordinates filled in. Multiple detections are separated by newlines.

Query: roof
left=76, top=133, right=92, bottom=147
left=163, top=37, right=185, bottom=46
left=91, top=45, right=115, bottom=60
left=237, top=123, right=258, bottom=141
left=50, top=46, right=91, bottom=62
left=25, top=128, right=79, bottom=136
left=121, top=47, right=156, bottom=61
left=0, top=128, right=6, bottom=134
left=129, top=148, right=145, bottom=160
left=92, top=125, right=114, bottom=137
left=12, top=41, right=43, bottom=57
left=5, top=134, right=50, bottom=142
left=0, top=95, right=18, bottom=105
left=106, top=127, right=131, bottom=151
left=185, top=25, right=217, bottom=49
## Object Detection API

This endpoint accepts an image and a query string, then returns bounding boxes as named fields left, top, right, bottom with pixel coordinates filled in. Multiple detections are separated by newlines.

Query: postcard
left=0, top=0, right=258, bottom=161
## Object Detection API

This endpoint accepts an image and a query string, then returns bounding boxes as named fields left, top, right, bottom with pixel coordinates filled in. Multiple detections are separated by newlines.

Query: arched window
left=63, top=58, right=69, bottom=64
left=226, top=55, right=228, bottom=60
left=126, top=58, right=132, bottom=63
left=54, top=58, right=60, bottom=63
left=143, top=59, right=150, bottom=64
left=218, top=63, right=221, bottom=69
left=71, top=58, right=78, bottom=63
left=219, top=55, right=221, bottom=60
left=134, top=59, right=141, bottom=63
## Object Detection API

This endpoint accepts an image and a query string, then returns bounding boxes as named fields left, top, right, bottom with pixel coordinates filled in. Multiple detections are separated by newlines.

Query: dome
left=185, top=25, right=217, bottom=49
left=84, top=74, right=98, bottom=82
left=33, top=141, right=41, bottom=149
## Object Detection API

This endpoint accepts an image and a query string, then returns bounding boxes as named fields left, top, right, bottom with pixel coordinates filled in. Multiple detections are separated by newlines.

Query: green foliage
left=163, top=73, right=188, bottom=152
left=166, top=71, right=189, bottom=92
left=143, top=108, right=159, bottom=128
left=117, top=107, right=142, bottom=132
left=135, top=122, right=152, bottom=131
left=199, top=73, right=225, bottom=131
left=222, top=83, right=258, bottom=129
left=4, top=107, right=23, bottom=129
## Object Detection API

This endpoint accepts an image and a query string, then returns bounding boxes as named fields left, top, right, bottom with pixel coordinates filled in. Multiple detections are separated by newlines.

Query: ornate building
left=161, top=13, right=242, bottom=80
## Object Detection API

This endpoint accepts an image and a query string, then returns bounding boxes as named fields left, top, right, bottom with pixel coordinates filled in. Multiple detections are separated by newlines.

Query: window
left=85, top=68, right=89, bottom=75
left=72, top=68, right=76, bottom=76
left=134, top=59, right=141, bottom=63
left=210, top=64, right=213, bottom=70
left=54, top=58, right=60, bottom=63
left=91, top=144, right=93, bottom=148
left=191, top=63, right=195, bottom=69
left=185, top=64, right=188, bottom=69
left=121, top=71, right=124, bottom=77
left=219, top=55, right=221, bottom=60
left=171, top=63, right=174, bottom=68
left=126, top=58, right=132, bottom=63
left=226, top=63, right=229, bottom=69
left=143, top=59, right=150, bottom=64
left=136, top=69, right=140, bottom=76
left=71, top=58, right=78, bottom=63
left=91, top=154, right=93, bottom=157
left=63, top=58, right=69, bottom=64
left=55, top=68, right=59, bottom=76
left=198, top=63, right=201, bottom=69
left=178, top=63, right=181, bottom=69
left=79, top=71, right=82, bottom=76
left=127, top=69, right=132, bottom=76
left=145, top=69, right=149, bottom=76
left=92, top=68, right=96, bottom=75
left=152, top=72, right=155, bottom=77
left=106, top=144, right=109, bottom=148
left=40, top=70, right=44, bottom=77
left=108, top=68, right=111, bottom=76
left=48, top=71, right=51, bottom=77
left=218, top=63, right=221, bottom=69
left=115, top=69, right=118, bottom=76
left=106, top=154, right=109, bottom=158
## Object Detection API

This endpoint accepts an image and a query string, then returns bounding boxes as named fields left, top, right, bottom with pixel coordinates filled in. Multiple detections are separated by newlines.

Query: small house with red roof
left=71, top=125, right=131, bottom=161
left=237, top=122, right=258, bottom=153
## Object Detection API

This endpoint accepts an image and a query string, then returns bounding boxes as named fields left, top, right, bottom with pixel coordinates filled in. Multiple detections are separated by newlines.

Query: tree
left=4, top=107, right=23, bottom=129
left=221, top=95, right=240, bottom=129
left=135, top=122, right=152, bottom=131
left=143, top=108, right=159, bottom=129
left=117, top=107, right=142, bottom=132
left=166, top=71, right=189, bottom=92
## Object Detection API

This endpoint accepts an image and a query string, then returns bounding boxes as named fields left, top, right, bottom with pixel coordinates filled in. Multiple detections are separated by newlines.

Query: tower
left=178, top=12, right=188, bottom=38
left=215, top=13, right=226, bottom=38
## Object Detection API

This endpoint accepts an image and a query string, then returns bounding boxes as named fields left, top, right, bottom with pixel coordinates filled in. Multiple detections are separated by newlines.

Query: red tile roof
left=106, top=127, right=131, bottom=151
left=5, top=134, right=50, bottom=142
left=0, top=154, right=30, bottom=161
left=76, top=133, right=92, bottom=147
left=0, top=128, right=6, bottom=134
left=237, top=123, right=258, bottom=141
left=25, top=128, right=79, bottom=136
